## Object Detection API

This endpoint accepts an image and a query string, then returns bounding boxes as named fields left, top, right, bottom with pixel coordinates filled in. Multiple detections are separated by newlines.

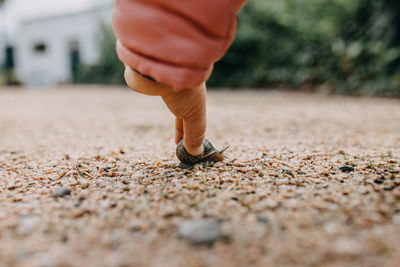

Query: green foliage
left=208, top=0, right=400, bottom=96
left=83, top=0, right=400, bottom=96
left=76, top=23, right=125, bottom=85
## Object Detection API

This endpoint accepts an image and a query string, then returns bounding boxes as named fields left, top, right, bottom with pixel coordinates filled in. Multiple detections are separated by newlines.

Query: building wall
left=0, top=37, right=7, bottom=68
left=15, top=7, right=112, bottom=86
left=0, top=39, right=4, bottom=66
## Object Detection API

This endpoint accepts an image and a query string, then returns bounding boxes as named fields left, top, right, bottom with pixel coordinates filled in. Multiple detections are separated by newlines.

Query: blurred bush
left=209, top=0, right=400, bottom=96
left=76, top=23, right=125, bottom=85
left=80, top=0, right=400, bottom=96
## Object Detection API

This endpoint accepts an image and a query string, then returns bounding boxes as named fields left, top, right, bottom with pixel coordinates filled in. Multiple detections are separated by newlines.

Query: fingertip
left=175, top=118, right=184, bottom=145
left=124, top=66, right=135, bottom=89
left=175, top=136, right=183, bottom=145
left=183, top=136, right=205, bottom=156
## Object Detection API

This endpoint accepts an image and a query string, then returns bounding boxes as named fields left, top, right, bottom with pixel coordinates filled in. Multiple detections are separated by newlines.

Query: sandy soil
left=0, top=86, right=399, bottom=267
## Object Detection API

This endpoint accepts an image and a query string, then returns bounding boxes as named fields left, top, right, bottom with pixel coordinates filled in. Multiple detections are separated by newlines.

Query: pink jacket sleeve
left=112, top=0, right=247, bottom=91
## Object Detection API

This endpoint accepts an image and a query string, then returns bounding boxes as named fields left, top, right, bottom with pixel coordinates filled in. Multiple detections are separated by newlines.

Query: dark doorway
left=69, top=40, right=80, bottom=83
left=5, top=46, right=14, bottom=69
left=4, top=45, right=16, bottom=85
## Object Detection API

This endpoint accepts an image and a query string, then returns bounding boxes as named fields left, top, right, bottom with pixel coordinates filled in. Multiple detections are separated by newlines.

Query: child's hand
left=124, top=67, right=206, bottom=156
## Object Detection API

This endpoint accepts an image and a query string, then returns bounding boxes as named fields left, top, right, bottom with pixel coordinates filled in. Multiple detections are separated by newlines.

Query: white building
left=0, top=7, right=7, bottom=67
left=0, top=38, right=4, bottom=66
left=15, top=4, right=112, bottom=86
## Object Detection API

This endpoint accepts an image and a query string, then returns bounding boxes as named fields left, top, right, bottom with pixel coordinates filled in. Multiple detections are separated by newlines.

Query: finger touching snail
left=176, top=139, right=229, bottom=166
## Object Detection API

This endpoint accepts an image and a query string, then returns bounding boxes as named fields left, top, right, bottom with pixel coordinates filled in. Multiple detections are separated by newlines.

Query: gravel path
left=0, top=87, right=399, bottom=267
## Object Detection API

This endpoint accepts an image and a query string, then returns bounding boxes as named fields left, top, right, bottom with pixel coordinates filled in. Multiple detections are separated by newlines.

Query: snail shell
left=176, top=139, right=229, bottom=165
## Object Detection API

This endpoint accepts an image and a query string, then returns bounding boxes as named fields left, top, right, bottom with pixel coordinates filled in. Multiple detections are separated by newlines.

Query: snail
left=176, top=139, right=229, bottom=166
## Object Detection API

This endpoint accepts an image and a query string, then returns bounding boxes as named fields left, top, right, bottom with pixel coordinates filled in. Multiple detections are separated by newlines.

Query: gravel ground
left=0, top=86, right=399, bottom=267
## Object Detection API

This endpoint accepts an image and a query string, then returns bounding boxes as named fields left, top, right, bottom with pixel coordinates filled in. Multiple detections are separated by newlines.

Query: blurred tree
left=208, top=0, right=400, bottom=96
left=76, top=22, right=125, bottom=85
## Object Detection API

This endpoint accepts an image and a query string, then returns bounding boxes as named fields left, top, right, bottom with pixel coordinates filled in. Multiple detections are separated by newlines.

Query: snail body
left=176, top=139, right=229, bottom=166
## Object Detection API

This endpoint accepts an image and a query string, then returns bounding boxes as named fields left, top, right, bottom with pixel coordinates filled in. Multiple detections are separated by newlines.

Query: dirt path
left=0, top=87, right=399, bottom=267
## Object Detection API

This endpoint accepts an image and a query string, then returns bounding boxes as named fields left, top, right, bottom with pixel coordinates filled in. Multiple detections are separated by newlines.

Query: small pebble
left=339, top=165, right=354, bottom=173
left=374, top=176, right=385, bottom=184
left=282, top=167, right=294, bottom=177
left=166, top=172, right=177, bottom=179
left=178, top=219, right=224, bottom=245
left=289, top=128, right=300, bottom=134
left=73, top=200, right=81, bottom=207
left=258, top=216, right=268, bottom=224
left=53, top=186, right=71, bottom=198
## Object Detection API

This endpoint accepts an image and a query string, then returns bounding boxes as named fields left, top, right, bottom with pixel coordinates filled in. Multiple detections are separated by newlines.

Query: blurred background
left=1, top=0, right=400, bottom=96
